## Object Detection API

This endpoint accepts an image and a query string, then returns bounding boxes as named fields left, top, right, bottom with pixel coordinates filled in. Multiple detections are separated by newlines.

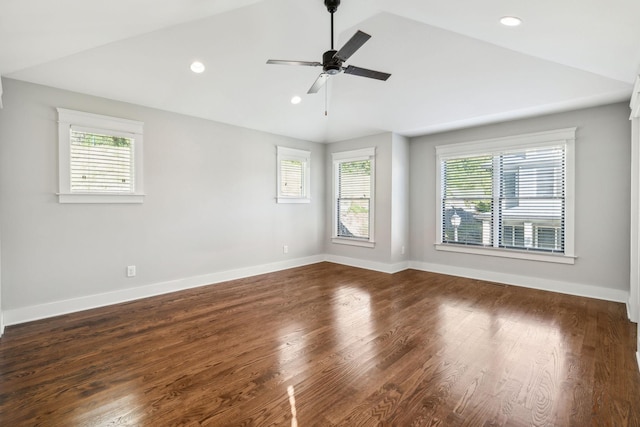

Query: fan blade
left=343, top=65, right=391, bottom=81
left=334, top=30, right=371, bottom=62
left=307, top=73, right=329, bottom=94
left=267, top=60, right=322, bottom=67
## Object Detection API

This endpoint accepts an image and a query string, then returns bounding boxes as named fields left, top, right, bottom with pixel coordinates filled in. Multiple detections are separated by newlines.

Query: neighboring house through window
left=332, top=147, right=376, bottom=247
left=435, top=128, right=575, bottom=264
left=57, top=108, right=144, bottom=203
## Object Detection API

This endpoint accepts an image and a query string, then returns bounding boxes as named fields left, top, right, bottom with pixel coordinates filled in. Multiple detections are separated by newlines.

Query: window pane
left=443, top=156, right=493, bottom=199
left=536, top=227, right=561, bottom=250
left=501, top=225, right=524, bottom=248
left=499, top=147, right=564, bottom=252
left=442, top=155, right=493, bottom=246
left=339, top=161, right=371, bottom=198
left=337, top=198, right=369, bottom=238
left=280, top=159, right=304, bottom=197
left=338, top=160, right=371, bottom=239
left=70, top=130, right=134, bottom=193
left=443, top=203, right=491, bottom=245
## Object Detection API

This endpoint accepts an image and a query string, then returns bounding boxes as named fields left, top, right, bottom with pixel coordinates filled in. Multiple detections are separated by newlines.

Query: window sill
left=58, top=193, right=145, bottom=204
left=332, top=237, right=375, bottom=248
left=434, top=243, right=575, bottom=265
left=277, top=197, right=311, bottom=204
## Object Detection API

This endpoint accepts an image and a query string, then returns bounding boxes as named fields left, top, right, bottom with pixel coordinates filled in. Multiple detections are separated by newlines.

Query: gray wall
left=0, top=190, right=3, bottom=335
left=323, top=132, right=411, bottom=267
left=0, top=78, right=325, bottom=312
left=391, top=133, right=410, bottom=264
left=410, top=102, right=631, bottom=292
left=0, top=77, right=632, bottom=323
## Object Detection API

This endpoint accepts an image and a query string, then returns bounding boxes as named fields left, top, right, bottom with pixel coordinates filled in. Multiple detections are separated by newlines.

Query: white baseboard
left=324, top=254, right=410, bottom=274
left=3, top=255, right=324, bottom=326
left=409, top=261, right=629, bottom=303
left=627, top=297, right=638, bottom=323
left=3, top=255, right=632, bottom=327
left=629, top=296, right=639, bottom=323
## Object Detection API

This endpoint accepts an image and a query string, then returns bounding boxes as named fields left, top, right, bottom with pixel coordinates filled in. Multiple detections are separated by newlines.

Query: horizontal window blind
left=337, top=160, right=371, bottom=239
left=442, top=155, right=493, bottom=245
left=441, top=144, right=565, bottom=253
left=280, top=159, right=304, bottom=198
left=498, top=147, right=565, bottom=252
left=70, top=129, right=134, bottom=193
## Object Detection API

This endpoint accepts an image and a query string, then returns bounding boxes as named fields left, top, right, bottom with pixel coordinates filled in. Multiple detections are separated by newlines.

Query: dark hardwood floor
left=0, top=262, right=638, bottom=426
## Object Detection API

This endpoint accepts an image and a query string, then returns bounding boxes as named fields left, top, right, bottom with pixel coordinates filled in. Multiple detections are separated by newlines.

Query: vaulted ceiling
left=1, top=0, right=639, bottom=142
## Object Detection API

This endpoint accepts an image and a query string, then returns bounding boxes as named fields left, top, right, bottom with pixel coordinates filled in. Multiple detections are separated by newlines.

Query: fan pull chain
left=325, top=80, right=328, bottom=116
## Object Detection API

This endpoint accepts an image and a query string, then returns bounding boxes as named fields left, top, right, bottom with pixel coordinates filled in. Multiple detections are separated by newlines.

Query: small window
left=332, top=147, right=376, bottom=247
left=57, top=108, right=144, bottom=203
left=277, top=146, right=310, bottom=203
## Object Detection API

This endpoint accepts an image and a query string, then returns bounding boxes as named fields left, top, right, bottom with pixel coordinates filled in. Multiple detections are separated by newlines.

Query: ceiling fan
left=266, top=0, right=391, bottom=94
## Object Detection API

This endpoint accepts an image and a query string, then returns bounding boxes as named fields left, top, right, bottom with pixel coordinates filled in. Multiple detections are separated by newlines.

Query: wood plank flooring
left=0, top=262, right=639, bottom=426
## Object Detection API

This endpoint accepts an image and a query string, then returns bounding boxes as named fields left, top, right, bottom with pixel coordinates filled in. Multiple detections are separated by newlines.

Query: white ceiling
left=1, top=0, right=639, bottom=143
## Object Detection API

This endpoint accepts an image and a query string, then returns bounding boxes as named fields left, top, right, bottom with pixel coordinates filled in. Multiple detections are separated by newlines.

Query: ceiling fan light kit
left=267, top=0, right=391, bottom=95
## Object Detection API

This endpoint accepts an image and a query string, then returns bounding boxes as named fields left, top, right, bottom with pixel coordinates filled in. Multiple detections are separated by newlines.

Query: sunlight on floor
left=287, top=385, right=298, bottom=427
left=333, top=286, right=373, bottom=347
left=74, top=392, right=140, bottom=425
left=278, top=323, right=306, bottom=372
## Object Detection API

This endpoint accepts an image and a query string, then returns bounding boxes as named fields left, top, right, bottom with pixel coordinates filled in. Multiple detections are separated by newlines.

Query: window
left=435, top=128, right=575, bottom=264
left=332, top=148, right=376, bottom=247
left=57, top=108, right=144, bottom=203
left=277, top=146, right=310, bottom=203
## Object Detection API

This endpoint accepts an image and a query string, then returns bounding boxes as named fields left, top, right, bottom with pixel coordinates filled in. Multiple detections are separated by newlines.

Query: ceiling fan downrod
left=325, top=0, right=340, bottom=49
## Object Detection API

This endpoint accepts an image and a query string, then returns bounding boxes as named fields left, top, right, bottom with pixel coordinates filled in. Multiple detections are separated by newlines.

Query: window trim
left=57, top=108, right=144, bottom=204
left=276, top=146, right=311, bottom=204
left=434, top=128, right=576, bottom=264
left=332, top=147, right=376, bottom=247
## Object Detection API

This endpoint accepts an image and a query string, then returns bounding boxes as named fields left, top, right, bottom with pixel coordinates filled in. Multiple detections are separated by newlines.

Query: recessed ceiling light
left=291, top=95, right=302, bottom=105
left=500, top=16, right=522, bottom=27
left=190, top=61, right=205, bottom=73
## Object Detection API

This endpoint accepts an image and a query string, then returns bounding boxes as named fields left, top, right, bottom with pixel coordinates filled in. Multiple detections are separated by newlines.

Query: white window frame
left=57, top=108, right=144, bottom=203
left=276, top=146, right=311, bottom=203
left=332, top=147, right=376, bottom=248
left=435, top=128, right=576, bottom=264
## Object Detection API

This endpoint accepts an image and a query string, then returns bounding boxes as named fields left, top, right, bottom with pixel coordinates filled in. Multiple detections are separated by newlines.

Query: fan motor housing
left=323, top=50, right=342, bottom=74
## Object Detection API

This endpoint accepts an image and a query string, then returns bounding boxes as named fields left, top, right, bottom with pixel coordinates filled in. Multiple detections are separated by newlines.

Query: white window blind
left=57, top=108, right=144, bottom=204
left=498, top=147, right=565, bottom=251
left=70, top=129, right=134, bottom=193
left=436, top=128, right=575, bottom=262
left=441, top=155, right=493, bottom=246
left=337, top=159, right=372, bottom=239
left=332, top=147, right=375, bottom=245
left=442, top=147, right=565, bottom=252
left=280, top=159, right=304, bottom=197
left=276, top=146, right=310, bottom=203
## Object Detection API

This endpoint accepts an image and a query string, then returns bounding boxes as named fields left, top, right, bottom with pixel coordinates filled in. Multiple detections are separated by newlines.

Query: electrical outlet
left=127, top=265, right=136, bottom=277
left=283, top=245, right=289, bottom=254
left=401, top=246, right=405, bottom=255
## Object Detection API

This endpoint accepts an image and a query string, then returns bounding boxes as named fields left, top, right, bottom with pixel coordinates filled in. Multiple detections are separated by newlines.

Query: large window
left=332, top=148, right=376, bottom=247
left=57, top=108, right=144, bottom=203
left=436, top=128, right=575, bottom=264
left=277, top=146, right=310, bottom=203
